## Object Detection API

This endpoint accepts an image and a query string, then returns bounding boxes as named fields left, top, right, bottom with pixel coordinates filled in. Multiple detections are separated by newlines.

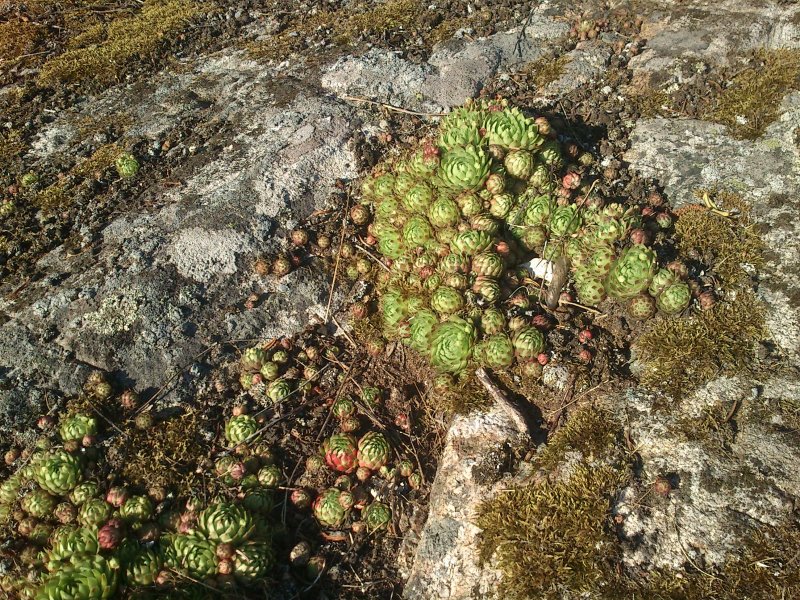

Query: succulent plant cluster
left=354, top=99, right=693, bottom=375
left=0, top=407, right=285, bottom=599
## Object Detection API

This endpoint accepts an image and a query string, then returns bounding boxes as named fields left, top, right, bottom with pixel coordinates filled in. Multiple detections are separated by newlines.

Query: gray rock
left=401, top=406, right=524, bottom=600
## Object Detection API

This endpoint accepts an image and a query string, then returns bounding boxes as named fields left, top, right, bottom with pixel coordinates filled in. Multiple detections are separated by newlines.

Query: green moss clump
left=634, top=288, right=765, bottom=397
left=38, top=0, right=206, bottom=88
left=476, top=406, right=630, bottom=600
left=519, top=55, right=572, bottom=90
left=675, top=190, right=765, bottom=285
left=704, top=49, right=800, bottom=139
left=110, top=411, right=210, bottom=494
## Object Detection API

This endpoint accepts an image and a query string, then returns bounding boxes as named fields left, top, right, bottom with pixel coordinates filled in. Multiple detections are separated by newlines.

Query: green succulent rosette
left=333, top=397, right=356, bottom=419
left=528, top=163, right=552, bottom=187
left=409, top=310, right=439, bottom=354
left=451, top=230, right=492, bottom=255
left=393, top=173, right=417, bottom=199
left=471, top=252, right=504, bottom=278
left=538, top=140, right=562, bottom=166
left=430, top=286, right=464, bottom=315
left=59, top=414, right=98, bottom=443
left=478, top=334, right=515, bottom=368
left=522, top=194, right=553, bottom=226
left=372, top=174, right=396, bottom=201
left=69, top=483, right=99, bottom=506
left=267, top=379, right=292, bottom=403
left=0, top=473, right=23, bottom=504
left=234, top=541, right=274, bottom=582
left=116, top=152, right=139, bottom=178
left=444, top=273, right=468, bottom=290
left=437, top=144, right=490, bottom=191
left=125, top=549, right=161, bottom=586
left=225, top=414, right=258, bottom=446
left=483, top=106, right=543, bottom=150
left=36, top=555, right=119, bottom=600
left=440, top=252, right=470, bottom=273
left=575, top=275, right=607, bottom=306
left=242, top=489, right=274, bottom=514
left=428, top=197, right=461, bottom=228
left=164, top=533, right=218, bottom=579
left=197, top=502, right=255, bottom=545
left=377, top=227, right=404, bottom=260
left=503, top=149, right=535, bottom=180
left=260, top=361, right=280, bottom=381
left=357, top=432, right=391, bottom=470
left=549, top=205, right=582, bottom=238
left=471, top=214, right=501, bottom=236
left=241, top=347, right=268, bottom=371
left=520, top=226, right=547, bottom=251
left=313, top=488, right=348, bottom=528
left=480, top=308, right=506, bottom=335
left=78, top=498, right=111, bottom=528
left=403, top=215, right=435, bottom=248
left=439, top=105, right=485, bottom=147
left=120, top=495, right=154, bottom=524
left=374, top=197, right=400, bottom=223
left=36, top=451, right=82, bottom=496
left=628, top=294, right=656, bottom=320
left=439, top=123, right=484, bottom=150
left=362, top=501, right=392, bottom=532
left=589, top=213, right=626, bottom=244
left=48, top=526, right=99, bottom=565
left=21, top=488, right=57, bottom=518
left=472, top=276, right=501, bottom=303
left=587, top=245, right=615, bottom=275
left=257, top=465, right=282, bottom=488
left=430, top=317, right=476, bottom=373
left=407, top=144, right=440, bottom=178
left=648, top=268, right=677, bottom=297
left=485, top=172, right=506, bottom=195
left=456, top=191, right=484, bottom=217
left=656, top=282, right=691, bottom=315
left=512, top=327, right=545, bottom=362
left=489, top=192, right=514, bottom=219
left=604, top=245, right=657, bottom=300
left=324, top=433, right=359, bottom=473
left=402, top=183, right=435, bottom=214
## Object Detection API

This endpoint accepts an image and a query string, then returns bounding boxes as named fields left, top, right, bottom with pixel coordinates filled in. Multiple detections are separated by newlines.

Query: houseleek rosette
left=489, top=192, right=514, bottom=219
left=523, top=194, right=553, bottom=226
left=372, top=174, right=396, bottom=201
left=648, top=268, right=677, bottom=297
left=430, top=286, right=464, bottom=315
left=36, top=555, right=119, bottom=600
left=267, top=379, right=292, bottom=403
left=313, top=488, right=348, bottom=528
left=512, top=327, right=545, bottom=362
left=257, top=465, right=281, bottom=487
left=323, top=433, right=359, bottom=473
left=243, top=489, right=274, bottom=514
left=440, top=253, right=471, bottom=273
left=21, top=489, right=57, bottom=518
left=480, top=308, right=506, bottom=335
left=656, top=282, right=691, bottom=315
left=402, top=183, right=435, bottom=214
left=59, top=414, right=98, bottom=442
left=403, top=215, right=435, bottom=248
left=357, top=432, right=391, bottom=470
left=628, top=294, right=656, bottom=320
left=36, top=451, right=82, bottom=496
left=472, top=276, right=501, bottom=303
left=407, top=143, right=440, bottom=177
left=119, top=495, right=154, bottom=524
left=79, top=499, right=112, bottom=528
left=439, top=105, right=486, bottom=149
left=362, top=501, right=392, bottom=532
left=451, top=230, right=492, bottom=255
left=430, top=317, right=476, bottom=373
left=477, top=334, right=514, bottom=368
left=439, top=124, right=484, bottom=150
left=69, top=483, right=99, bottom=506
left=428, top=197, right=461, bottom=228
left=163, top=533, right=218, bottom=579
left=393, top=172, right=416, bottom=198
left=197, top=502, right=255, bottom=545
left=549, top=205, right=582, bottom=238
left=225, top=414, right=258, bottom=446
left=234, top=542, right=274, bottom=582
left=437, top=144, right=490, bottom=191
left=125, top=549, right=161, bottom=586
left=409, top=310, right=439, bottom=354
left=504, top=149, right=535, bottom=180
left=604, top=245, right=657, bottom=300
left=471, top=252, right=504, bottom=278
left=377, top=227, right=403, bottom=260
left=48, top=526, right=98, bottom=565
left=483, top=106, right=543, bottom=150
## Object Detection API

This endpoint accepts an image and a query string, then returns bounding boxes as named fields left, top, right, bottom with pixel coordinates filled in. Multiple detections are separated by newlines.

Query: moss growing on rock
left=38, top=0, right=207, bottom=88
left=704, top=49, right=800, bottom=140
left=476, top=406, right=630, bottom=600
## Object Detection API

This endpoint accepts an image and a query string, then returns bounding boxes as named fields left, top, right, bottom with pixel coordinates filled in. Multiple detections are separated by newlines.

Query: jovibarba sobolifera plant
left=357, top=98, right=694, bottom=376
